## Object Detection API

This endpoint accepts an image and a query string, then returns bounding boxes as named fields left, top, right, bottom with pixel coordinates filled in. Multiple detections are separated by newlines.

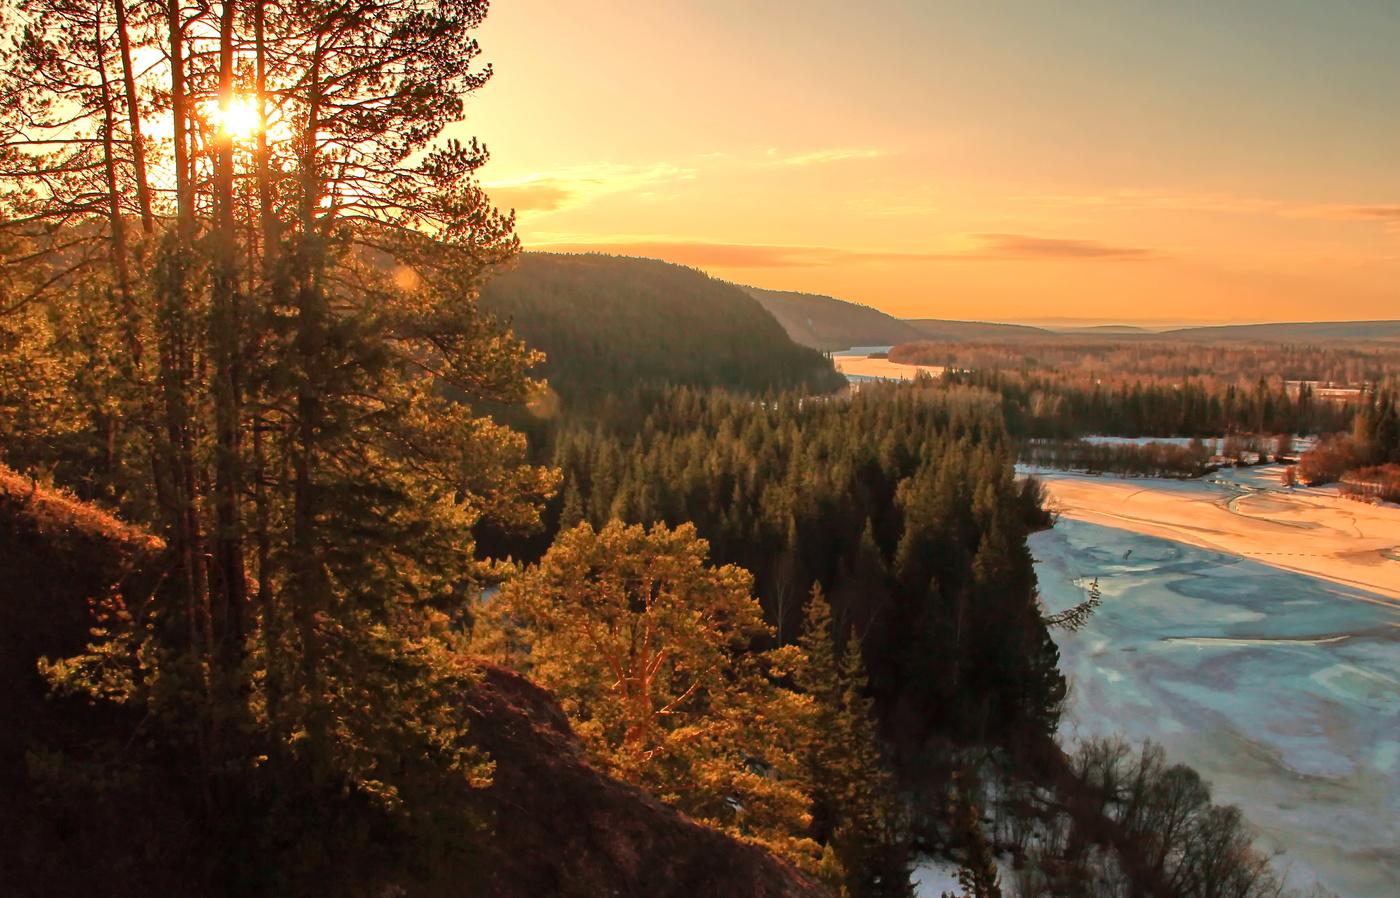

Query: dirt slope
left=0, top=465, right=829, bottom=898
left=459, top=663, right=829, bottom=898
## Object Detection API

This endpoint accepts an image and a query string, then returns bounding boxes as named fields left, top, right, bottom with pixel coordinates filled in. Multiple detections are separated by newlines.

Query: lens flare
left=216, top=97, right=261, bottom=139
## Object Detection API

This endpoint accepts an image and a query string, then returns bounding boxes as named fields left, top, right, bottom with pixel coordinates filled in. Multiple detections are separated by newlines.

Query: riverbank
left=1033, top=468, right=1400, bottom=897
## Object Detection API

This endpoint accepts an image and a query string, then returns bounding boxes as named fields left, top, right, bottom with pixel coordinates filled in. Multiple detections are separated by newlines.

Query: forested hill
left=479, top=254, right=845, bottom=404
left=742, top=286, right=928, bottom=350
left=740, top=280, right=1400, bottom=350
left=742, top=285, right=1062, bottom=350
left=904, top=318, right=1054, bottom=341
left=1163, top=319, right=1400, bottom=341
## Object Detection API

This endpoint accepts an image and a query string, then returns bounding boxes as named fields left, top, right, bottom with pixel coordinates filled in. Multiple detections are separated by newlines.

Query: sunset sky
left=455, top=0, right=1400, bottom=324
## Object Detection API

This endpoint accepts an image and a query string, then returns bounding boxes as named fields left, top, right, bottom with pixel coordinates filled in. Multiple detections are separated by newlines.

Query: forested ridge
left=742, top=285, right=930, bottom=350
left=478, top=253, right=845, bottom=405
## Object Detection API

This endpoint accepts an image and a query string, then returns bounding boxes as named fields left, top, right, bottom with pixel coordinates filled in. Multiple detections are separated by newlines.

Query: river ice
left=1032, top=470, right=1400, bottom=898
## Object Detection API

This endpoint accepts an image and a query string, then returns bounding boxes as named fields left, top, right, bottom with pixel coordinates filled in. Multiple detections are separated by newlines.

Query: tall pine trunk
left=113, top=0, right=153, bottom=234
left=156, top=0, right=213, bottom=745
left=93, top=6, right=139, bottom=366
left=210, top=0, right=248, bottom=674
left=289, top=36, right=326, bottom=692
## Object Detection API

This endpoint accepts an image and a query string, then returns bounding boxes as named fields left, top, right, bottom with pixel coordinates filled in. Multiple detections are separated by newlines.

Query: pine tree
left=0, top=0, right=554, bottom=882
left=558, top=479, right=586, bottom=529
left=486, top=520, right=820, bottom=865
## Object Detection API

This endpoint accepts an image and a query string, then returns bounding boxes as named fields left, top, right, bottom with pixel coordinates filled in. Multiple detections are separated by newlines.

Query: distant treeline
left=1022, top=433, right=1298, bottom=479
left=1021, top=440, right=1218, bottom=479
left=478, top=254, right=846, bottom=408
left=1298, top=389, right=1400, bottom=492
left=931, top=368, right=1354, bottom=439
left=890, top=339, right=1400, bottom=387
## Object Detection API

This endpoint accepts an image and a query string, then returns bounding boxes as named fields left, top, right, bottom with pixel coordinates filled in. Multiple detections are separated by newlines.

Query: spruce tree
left=796, top=586, right=911, bottom=897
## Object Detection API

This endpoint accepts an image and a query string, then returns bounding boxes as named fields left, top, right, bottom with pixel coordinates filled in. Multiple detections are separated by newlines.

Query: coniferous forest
left=536, top=385, right=1065, bottom=750
left=922, top=359, right=1358, bottom=440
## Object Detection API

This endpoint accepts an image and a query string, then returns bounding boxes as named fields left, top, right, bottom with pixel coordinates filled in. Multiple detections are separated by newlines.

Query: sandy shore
left=1041, top=466, right=1400, bottom=604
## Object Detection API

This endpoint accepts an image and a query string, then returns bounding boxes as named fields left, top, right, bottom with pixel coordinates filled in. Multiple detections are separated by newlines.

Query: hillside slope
left=463, top=664, right=828, bottom=898
left=479, top=255, right=843, bottom=404
left=0, top=465, right=830, bottom=898
left=741, top=286, right=927, bottom=350
left=1049, top=325, right=1157, bottom=335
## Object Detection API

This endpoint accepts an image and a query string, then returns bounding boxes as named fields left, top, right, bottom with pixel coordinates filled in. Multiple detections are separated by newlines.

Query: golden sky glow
left=455, top=0, right=1400, bottom=324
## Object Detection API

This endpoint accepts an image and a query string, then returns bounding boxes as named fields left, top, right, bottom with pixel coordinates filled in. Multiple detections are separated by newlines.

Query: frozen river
left=831, top=347, right=944, bottom=382
left=1032, top=468, right=1400, bottom=898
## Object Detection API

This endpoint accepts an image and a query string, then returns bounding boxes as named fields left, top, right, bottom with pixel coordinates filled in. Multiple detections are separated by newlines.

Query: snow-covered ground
left=1079, top=435, right=1202, bottom=447
left=911, top=857, right=963, bottom=897
left=1033, top=466, right=1400, bottom=898
left=1075, top=436, right=1317, bottom=450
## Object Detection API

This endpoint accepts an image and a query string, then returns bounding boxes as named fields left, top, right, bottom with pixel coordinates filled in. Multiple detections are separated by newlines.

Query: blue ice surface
left=1034, top=518, right=1400, bottom=898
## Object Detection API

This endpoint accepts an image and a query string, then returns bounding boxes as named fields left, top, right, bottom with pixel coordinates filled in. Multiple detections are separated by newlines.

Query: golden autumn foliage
left=485, top=520, right=821, bottom=864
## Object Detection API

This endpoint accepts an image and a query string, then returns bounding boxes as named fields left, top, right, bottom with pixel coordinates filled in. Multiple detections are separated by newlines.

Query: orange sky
left=452, top=0, right=1400, bottom=324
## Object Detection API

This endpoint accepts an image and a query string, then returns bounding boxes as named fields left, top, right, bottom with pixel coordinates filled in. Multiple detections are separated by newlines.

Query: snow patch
left=910, top=857, right=963, bottom=897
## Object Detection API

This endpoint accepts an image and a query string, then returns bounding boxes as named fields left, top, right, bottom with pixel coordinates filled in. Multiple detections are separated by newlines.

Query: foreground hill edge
left=0, top=465, right=828, bottom=898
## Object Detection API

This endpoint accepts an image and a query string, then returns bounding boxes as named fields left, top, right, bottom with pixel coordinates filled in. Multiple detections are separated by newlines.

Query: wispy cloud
left=1024, top=190, right=1282, bottom=215
left=1283, top=203, right=1400, bottom=239
left=485, top=182, right=573, bottom=212
left=487, top=148, right=893, bottom=213
left=528, top=233, right=1160, bottom=268
left=764, top=147, right=892, bottom=166
left=1293, top=204, right=1400, bottom=221
left=1028, top=191, right=1400, bottom=234
left=970, top=233, right=1158, bottom=260
left=484, top=163, right=695, bottom=213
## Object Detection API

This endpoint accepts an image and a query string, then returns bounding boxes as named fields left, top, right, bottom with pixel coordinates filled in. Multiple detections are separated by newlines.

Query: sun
left=216, top=97, right=261, bottom=139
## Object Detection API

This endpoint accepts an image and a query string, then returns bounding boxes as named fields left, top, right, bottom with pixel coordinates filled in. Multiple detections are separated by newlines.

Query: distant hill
left=1049, top=324, right=1157, bottom=335
left=479, top=254, right=844, bottom=404
left=741, top=286, right=928, bottom=350
left=1161, top=320, right=1400, bottom=342
left=904, top=318, right=1055, bottom=341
